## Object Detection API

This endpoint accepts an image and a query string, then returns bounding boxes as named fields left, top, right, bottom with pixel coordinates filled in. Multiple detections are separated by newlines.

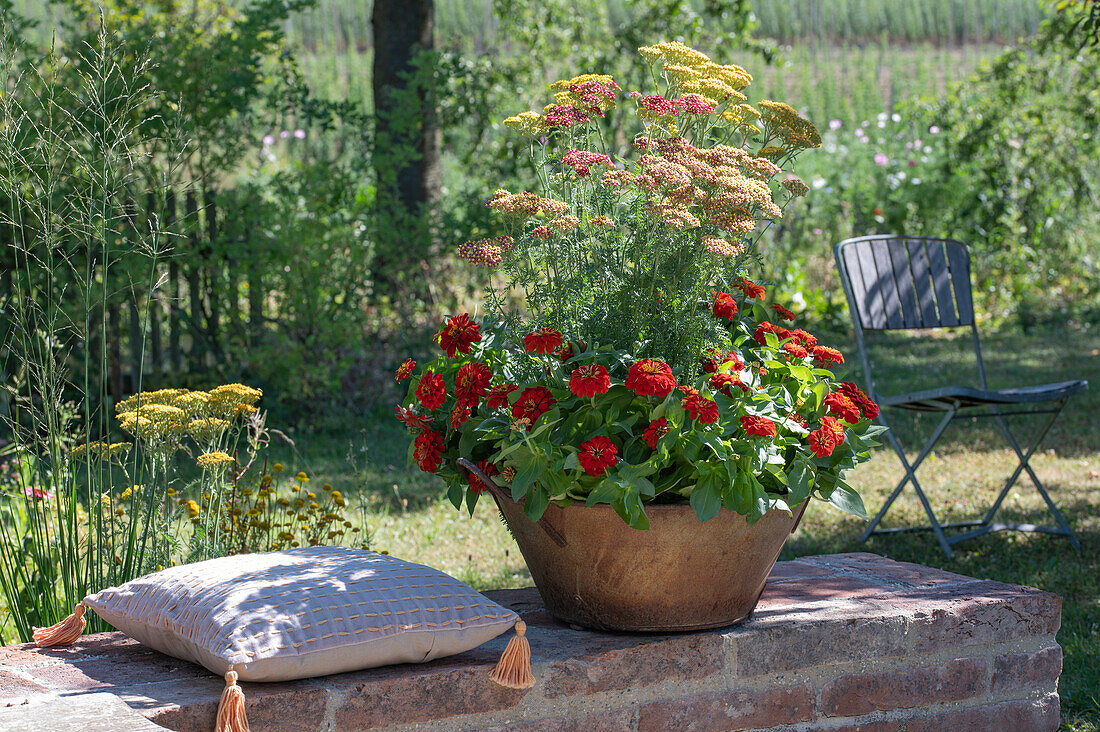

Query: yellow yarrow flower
left=197, top=451, right=235, bottom=470
left=188, top=417, right=231, bottom=444
left=758, top=100, right=822, bottom=149
left=174, top=391, right=211, bottom=417
left=549, top=73, right=615, bottom=91
left=503, top=111, right=546, bottom=138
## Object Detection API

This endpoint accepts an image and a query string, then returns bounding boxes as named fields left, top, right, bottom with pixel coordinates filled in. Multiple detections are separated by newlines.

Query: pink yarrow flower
left=563, top=149, right=613, bottom=178
left=639, top=94, right=679, bottom=116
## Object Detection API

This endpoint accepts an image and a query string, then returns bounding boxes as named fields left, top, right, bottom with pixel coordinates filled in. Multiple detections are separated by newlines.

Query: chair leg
left=986, top=401, right=1081, bottom=551
left=861, top=408, right=957, bottom=557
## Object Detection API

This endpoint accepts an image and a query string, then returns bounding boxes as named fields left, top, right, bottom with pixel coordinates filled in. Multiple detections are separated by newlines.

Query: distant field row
left=288, top=0, right=1045, bottom=52
left=295, top=42, right=1003, bottom=131
left=9, top=0, right=1047, bottom=53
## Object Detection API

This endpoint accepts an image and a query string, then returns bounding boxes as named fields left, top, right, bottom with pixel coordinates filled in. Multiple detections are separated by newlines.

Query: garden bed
left=0, top=553, right=1061, bottom=731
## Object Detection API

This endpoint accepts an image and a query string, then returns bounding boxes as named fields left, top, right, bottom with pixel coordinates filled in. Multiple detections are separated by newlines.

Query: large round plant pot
left=458, top=459, right=808, bottom=632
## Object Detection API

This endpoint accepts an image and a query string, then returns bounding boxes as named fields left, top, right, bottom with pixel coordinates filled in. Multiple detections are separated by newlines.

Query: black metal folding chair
left=834, top=235, right=1087, bottom=557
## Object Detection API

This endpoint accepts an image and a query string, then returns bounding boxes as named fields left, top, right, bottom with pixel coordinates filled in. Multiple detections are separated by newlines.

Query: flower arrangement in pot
left=395, top=42, right=885, bottom=631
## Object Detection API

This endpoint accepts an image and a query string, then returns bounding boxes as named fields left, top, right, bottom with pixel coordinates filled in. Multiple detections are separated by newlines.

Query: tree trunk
left=371, top=0, right=439, bottom=295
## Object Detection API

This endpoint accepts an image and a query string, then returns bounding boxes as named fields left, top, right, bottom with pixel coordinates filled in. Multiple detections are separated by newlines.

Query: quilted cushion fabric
left=83, top=546, right=518, bottom=681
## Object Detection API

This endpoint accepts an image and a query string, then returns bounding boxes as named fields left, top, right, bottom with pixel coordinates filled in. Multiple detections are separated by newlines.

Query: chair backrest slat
left=907, top=239, right=939, bottom=326
left=944, top=242, right=975, bottom=325
left=836, top=236, right=976, bottom=331
left=848, top=244, right=887, bottom=328
left=887, top=240, right=922, bottom=328
left=870, top=241, right=906, bottom=328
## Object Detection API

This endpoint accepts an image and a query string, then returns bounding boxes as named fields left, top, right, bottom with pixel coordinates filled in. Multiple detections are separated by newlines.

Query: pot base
left=494, top=493, right=805, bottom=632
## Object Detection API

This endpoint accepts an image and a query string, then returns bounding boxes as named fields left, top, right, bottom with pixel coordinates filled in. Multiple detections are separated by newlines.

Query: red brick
left=144, top=677, right=329, bottom=732
left=729, top=610, right=910, bottom=676
left=765, top=560, right=840, bottom=582
left=483, top=710, right=634, bottom=732
left=904, top=694, right=1059, bottom=732
left=813, top=723, right=901, bottom=732
left=992, top=645, right=1062, bottom=694
left=756, top=575, right=892, bottom=608
left=821, top=657, right=987, bottom=716
left=543, top=632, right=724, bottom=697
left=330, top=664, right=528, bottom=728
left=636, top=684, right=815, bottom=731
left=799, top=553, right=978, bottom=588
left=0, top=669, right=49, bottom=699
left=26, top=652, right=210, bottom=692
left=888, top=582, right=1062, bottom=654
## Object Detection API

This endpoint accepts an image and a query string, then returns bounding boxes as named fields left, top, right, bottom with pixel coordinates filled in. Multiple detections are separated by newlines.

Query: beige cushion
left=83, top=546, right=518, bottom=682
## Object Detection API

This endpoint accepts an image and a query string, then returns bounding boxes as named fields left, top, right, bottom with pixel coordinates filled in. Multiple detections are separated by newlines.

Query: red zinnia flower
left=625, top=359, right=677, bottom=397
left=524, top=327, right=564, bottom=354
left=415, top=370, right=446, bottom=411
left=710, top=373, right=749, bottom=398
left=450, top=403, right=471, bottom=429
left=812, top=346, right=845, bottom=366
left=783, top=342, right=809, bottom=358
left=740, top=415, right=777, bottom=437
left=557, top=342, right=575, bottom=362
left=824, top=393, right=861, bottom=423
left=771, top=303, right=795, bottom=321
left=569, top=364, right=611, bottom=398
left=737, top=278, right=766, bottom=300
left=712, top=291, right=738, bottom=320
left=808, top=416, right=846, bottom=457
left=394, top=405, right=433, bottom=431
left=454, top=362, right=492, bottom=408
left=577, top=436, right=618, bottom=476
left=682, top=393, right=719, bottom=424
left=413, top=429, right=445, bottom=473
left=642, top=417, right=669, bottom=449
left=838, top=382, right=879, bottom=419
left=700, top=348, right=745, bottom=374
left=468, top=461, right=499, bottom=494
left=788, top=328, right=818, bottom=347
left=753, top=321, right=787, bottom=346
left=787, top=412, right=809, bottom=429
left=437, top=313, right=482, bottom=358
left=395, top=358, right=416, bottom=381
left=511, top=387, right=556, bottom=425
left=486, top=382, right=519, bottom=409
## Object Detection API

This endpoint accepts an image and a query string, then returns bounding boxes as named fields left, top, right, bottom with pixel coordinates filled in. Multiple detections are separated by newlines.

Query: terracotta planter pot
left=457, top=458, right=808, bottom=632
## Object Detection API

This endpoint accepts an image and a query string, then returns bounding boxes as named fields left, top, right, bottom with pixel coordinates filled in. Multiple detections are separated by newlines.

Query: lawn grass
left=273, top=324, right=1098, bottom=730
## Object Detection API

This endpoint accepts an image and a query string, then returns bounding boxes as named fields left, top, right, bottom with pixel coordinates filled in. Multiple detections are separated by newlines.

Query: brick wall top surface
left=0, top=552, right=1062, bottom=732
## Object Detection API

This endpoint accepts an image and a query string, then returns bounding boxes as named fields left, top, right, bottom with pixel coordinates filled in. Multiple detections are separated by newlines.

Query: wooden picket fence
left=1, top=187, right=264, bottom=405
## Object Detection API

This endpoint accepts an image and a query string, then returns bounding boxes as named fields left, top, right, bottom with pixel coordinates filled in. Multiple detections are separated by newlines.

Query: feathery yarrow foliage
left=400, top=43, right=883, bottom=529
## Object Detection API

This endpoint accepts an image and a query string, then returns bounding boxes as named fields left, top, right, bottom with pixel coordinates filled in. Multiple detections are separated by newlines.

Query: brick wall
left=0, top=553, right=1062, bottom=731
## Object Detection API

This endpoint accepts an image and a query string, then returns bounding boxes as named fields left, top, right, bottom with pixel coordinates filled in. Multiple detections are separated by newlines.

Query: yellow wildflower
left=297, top=472, right=309, bottom=482
left=503, top=111, right=546, bottom=138
left=549, top=73, right=615, bottom=91
left=187, top=417, right=230, bottom=444
left=114, top=388, right=187, bottom=415
left=758, top=100, right=821, bottom=149
left=186, top=500, right=200, bottom=518
left=273, top=463, right=285, bottom=473
left=196, top=451, right=235, bottom=470
left=174, top=391, right=211, bottom=417
left=119, top=487, right=133, bottom=500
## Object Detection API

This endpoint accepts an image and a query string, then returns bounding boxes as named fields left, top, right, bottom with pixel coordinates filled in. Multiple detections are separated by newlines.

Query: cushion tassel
left=489, top=619, right=533, bottom=689
left=32, top=602, right=87, bottom=647
left=215, top=669, right=249, bottom=732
